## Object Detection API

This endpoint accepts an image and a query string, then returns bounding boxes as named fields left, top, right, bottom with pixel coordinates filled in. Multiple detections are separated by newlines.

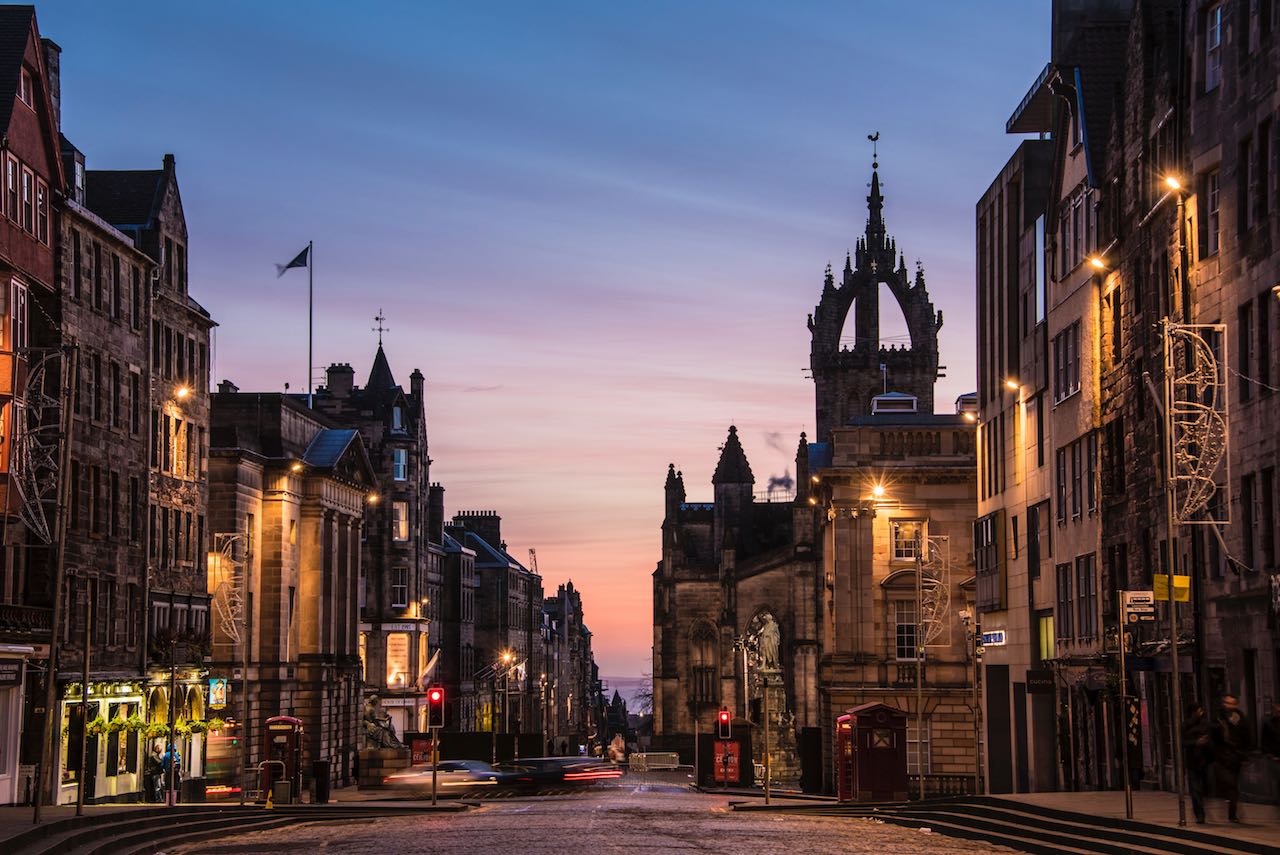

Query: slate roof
left=85, top=169, right=164, bottom=228
left=303, top=428, right=360, bottom=468
left=0, top=6, right=33, bottom=137
left=711, top=425, right=754, bottom=485
left=1063, top=22, right=1130, bottom=184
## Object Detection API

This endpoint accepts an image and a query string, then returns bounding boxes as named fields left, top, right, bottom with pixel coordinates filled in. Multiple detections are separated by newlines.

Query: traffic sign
left=1122, top=590, right=1156, bottom=622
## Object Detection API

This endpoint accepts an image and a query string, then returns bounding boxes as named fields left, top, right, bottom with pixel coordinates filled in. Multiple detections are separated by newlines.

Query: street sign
left=980, top=630, right=1007, bottom=647
left=1122, top=590, right=1156, bottom=622
left=1153, top=574, right=1190, bottom=603
left=1026, top=669, right=1054, bottom=694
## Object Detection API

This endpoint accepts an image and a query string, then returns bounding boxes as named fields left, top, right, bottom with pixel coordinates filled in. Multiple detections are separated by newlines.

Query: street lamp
left=871, top=484, right=886, bottom=499
left=175, top=385, right=190, bottom=400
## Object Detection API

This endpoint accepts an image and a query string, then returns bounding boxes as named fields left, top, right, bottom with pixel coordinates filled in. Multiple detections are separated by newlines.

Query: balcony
left=0, top=602, right=51, bottom=638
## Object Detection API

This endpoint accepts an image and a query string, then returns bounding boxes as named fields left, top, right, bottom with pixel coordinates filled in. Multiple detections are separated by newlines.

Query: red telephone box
left=835, top=702, right=907, bottom=802
left=261, top=715, right=304, bottom=799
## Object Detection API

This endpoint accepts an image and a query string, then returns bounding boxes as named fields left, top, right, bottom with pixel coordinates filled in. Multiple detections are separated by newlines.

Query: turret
left=712, top=426, right=754, bottom=560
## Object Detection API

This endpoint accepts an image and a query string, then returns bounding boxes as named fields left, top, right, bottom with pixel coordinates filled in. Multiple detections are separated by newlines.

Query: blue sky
left=40, top=0, right=1048, bottom=676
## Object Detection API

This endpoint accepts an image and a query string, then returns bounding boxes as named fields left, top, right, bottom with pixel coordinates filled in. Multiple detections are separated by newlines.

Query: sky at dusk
left=40, top=0, right=1047, bottom=679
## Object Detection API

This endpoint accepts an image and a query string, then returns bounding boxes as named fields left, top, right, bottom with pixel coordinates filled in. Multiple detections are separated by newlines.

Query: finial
left=867, top=131, right=880, bottom=170
left=372, top=308, right=389, bottom=345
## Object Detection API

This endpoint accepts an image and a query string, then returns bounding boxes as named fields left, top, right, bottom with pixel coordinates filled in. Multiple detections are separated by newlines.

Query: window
left=1070, top=440, right=1082, bottom=518
left=974, top=512, right=1004, bottom=611
left=392, top=500, right=409, bottom=541
left=20, top=167, right=31, bottom=233
left=130, top=372, right=142, bottom=434
left=1259, top=290, right=1272, bottom=393
left=289, top=519, right=297, bottom=545
left=11, top=281, right=26, bottom=351
left=1055, top=448, right=1067, bottom=524
left=907, top=720, right=931, bottom=775
left=72, top=230, right=82, bottom=299
left=691, top=624, right=717, bottom=705
left=111, top=255, right=122, bottom=318
left=1053, top=322, right=1081, bottom=401
left=1056, top=564, right=1074, bottom=643
left=1242, top=472, right=1256, bottom=569
left=1240, top=300, right=1254, bottom=403
left=894, top=600, right=918, bottom=661
left=93, top=242, right=102, bottom=310
left=1206, top=170, right=1220, bottom=255
left=109, top=471, right=119, bottom=538
left=110, top=363, right=120, bottom=428
left=18, top=67, right=31, bottom=107
left=35, top=179, right=47, bottom=244
left=1262, top=467, right=1275, bottom=568
left=391, top=568, right=409, bottom=608
left=392, top=405, right=403, bottom=431
left=131, top=266, right=142, bottom=330
left=4, top=156, right=15, bottom=220
left=892, top=520, right=923, bottom=560
left=91, top=354, right=103, bottom=422
left=1206, top=4, right=1223, bottom=91
left=393, top=448, right=408, bottom=481
left=129, top=476, right=140, bottom=543
left=1075, top=554, right=1097, bottom=639
left=1086, top=432, right=1098, bottom=513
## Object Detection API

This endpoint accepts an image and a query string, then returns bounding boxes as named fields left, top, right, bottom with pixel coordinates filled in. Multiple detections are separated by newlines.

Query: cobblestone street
left=168, top=784, right=1012, bottom=854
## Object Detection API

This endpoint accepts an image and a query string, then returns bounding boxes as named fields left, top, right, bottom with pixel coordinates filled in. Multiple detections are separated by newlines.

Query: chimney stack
left=410, top=368, right=424, bottom=402
left=326, top=363, right=354, bottom=398
left=40, top=39, right=60, bottom=131
left=428, top=483, right=445, bottom=544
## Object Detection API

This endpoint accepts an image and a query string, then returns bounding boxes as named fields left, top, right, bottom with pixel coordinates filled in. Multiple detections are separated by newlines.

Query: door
left=986, top=664, right=1012, bottom=793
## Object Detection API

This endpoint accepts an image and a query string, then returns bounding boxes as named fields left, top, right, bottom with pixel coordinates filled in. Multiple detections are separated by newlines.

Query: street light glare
left=1004, top=378, right=1019, bottom=391
left=176, top=386, right=190, bottom=399
left=1089, top=256, right=1106, bottom=270
left=1164, top=175, right=1182, bottom=191
left=871, top=484, right=886, bottom=499
left=963, top=411, right=977, bottom=422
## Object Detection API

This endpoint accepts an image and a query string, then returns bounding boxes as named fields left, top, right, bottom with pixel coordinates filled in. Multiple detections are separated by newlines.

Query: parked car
left=383, top=759, right=503, bottom=792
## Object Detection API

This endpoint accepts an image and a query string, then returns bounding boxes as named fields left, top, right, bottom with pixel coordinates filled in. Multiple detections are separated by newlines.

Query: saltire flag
left=276, top=245, right=310, bottom=277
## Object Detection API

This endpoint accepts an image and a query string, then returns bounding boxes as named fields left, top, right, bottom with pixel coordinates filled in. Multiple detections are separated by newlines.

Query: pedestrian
left=145, top=743, right=163, bottom=803
left=1262, top=703, right=1280, bottom=799
left=1182, top=703, right=1213, bottom=824
left=1211, top=694, right=1252, bottom=822
left=158, top=743, right=183, bottom=804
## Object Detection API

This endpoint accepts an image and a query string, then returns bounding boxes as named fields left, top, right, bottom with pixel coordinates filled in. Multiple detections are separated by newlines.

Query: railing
left=908, top=773, right=983, bottom=799
left=0, top=602, right=52, bottom=634
left=754, top=488, right=796, bottom=503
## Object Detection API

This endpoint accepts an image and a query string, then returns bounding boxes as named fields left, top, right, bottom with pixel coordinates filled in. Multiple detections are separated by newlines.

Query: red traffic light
left=718, top=710, right=730, bottom=723
left=428, top=687, right=443, bottom=704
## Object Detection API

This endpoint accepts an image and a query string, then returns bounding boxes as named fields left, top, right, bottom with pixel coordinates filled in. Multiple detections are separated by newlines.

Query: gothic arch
left=688, top=620, right=718, bottom=707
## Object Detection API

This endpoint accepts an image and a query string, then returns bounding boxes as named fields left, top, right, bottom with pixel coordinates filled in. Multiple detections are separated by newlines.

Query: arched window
left=690, top=623, right=717, bottom=706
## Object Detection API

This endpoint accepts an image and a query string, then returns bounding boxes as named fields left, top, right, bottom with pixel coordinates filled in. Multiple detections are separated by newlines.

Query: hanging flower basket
left=107, top=716, right=129, bottom=734
left=124, top=714, right=146, bottom=733
left=186, top=720, right=209, bottom=735
left=207, top=717, right=227, bottom=733
left=174, top=720, right=193, bottom=738
left=85, top=716, right=110, bottom=737
left=144, top=722, right=171, bottom=740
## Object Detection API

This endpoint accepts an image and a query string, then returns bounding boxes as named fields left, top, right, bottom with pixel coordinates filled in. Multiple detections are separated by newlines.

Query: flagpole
left=308, top=240, right=314, bottom=408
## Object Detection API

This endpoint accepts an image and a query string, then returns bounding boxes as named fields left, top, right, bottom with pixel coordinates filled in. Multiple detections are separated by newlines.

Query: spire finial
left=372, top=308, right=389, bottom=345
left=868, top=131, right=880, bottom=170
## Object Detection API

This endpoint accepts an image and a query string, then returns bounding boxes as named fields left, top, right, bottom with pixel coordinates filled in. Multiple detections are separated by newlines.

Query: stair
left=733, top=796, right=1279, bottom=855
left=3, top=804, right=446, bottom=855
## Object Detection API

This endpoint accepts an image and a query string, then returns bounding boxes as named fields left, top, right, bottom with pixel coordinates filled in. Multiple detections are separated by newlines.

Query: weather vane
left=868, top=131, right=880, bottom=169
left=372, top=308, right=389, bottom=345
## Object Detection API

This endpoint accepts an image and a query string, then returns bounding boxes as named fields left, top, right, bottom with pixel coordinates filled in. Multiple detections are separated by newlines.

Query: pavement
left=994, top=789, right=1280, bottom=850
left=163, top=782, right=1012, bottom=854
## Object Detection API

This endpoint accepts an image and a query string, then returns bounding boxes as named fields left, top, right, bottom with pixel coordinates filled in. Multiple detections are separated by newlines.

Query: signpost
left=1117, top=590, right=1153, bottom=819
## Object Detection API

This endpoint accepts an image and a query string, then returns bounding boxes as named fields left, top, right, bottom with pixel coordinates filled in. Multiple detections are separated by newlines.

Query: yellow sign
left=1153, top=574, right=1191, bottom=603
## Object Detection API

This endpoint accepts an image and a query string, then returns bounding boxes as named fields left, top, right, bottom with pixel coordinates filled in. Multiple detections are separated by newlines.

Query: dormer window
left=392, top=405, right=403, bottom=430
left=18, top=68, right=32, bottom=108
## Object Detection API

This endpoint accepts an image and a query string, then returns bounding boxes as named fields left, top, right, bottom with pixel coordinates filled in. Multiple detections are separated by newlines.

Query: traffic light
left=717, top=707, right=731, bottom=739
left=427, top=686, right=445, bottom=728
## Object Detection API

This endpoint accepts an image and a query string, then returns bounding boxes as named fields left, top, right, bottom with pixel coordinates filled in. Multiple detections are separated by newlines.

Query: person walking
left=1261, top=703, right=1280, bottom=801
left=1183, top=703, right=1214, bottom=823
left=145, top=743, right=163, bottom=803
left=158, top=743, right=183, bottom=804
left=1212, top=694, right=1252, bottom=822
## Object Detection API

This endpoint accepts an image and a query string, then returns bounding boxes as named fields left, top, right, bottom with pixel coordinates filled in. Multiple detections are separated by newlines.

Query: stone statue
left=758, top=616, right=780, bottom=670
left=363, top=695, right=402, bottom=748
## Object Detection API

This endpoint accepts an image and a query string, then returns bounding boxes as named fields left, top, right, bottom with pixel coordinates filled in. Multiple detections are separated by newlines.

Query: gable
left=0, top=9, right=63, bottom=191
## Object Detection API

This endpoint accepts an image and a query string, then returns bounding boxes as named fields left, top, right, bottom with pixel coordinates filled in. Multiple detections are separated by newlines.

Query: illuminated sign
left=980, top=630, right=1007, bottom=647
left=208, top=678, right=227, bottom=709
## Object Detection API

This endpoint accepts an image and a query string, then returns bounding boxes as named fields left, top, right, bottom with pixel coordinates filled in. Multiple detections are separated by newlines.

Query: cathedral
left=653, top=156, right=979, bottom=793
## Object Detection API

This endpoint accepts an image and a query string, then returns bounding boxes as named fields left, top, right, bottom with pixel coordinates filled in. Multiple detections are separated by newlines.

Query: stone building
left=312, top=347, right=441, bottom=738
left=654, top=163, right=977, bottom=793
left=439, top=524, right=478, bottom=731
left=208, top=389, right=373, bottom=790
left=84, top=150, right=216, bottom=801
left=448, top=512, right=542, bottom=737
left=979, top=0, right=1280, bottom=800
left=542, top=581, right=598, bottom=752
left=972, top=137, right=1058, bottom=795
left=0, top=6, right=67, bottom=806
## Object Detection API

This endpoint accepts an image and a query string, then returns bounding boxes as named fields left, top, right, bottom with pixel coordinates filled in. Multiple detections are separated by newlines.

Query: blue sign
left=980, top=630, right=1007, bottom=647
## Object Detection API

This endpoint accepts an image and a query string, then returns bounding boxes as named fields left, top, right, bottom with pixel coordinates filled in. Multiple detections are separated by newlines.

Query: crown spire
left=866, top=132, right=886, bottom=250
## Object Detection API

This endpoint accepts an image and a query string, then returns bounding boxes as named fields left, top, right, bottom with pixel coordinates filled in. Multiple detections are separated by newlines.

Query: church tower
left=807, top=151, right=943, bottom=440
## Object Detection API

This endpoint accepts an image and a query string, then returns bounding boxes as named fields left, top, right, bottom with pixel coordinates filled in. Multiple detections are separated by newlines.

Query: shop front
left=0, top=645, right=33, bottom=805
left=55, top=680, right=147, bottom=805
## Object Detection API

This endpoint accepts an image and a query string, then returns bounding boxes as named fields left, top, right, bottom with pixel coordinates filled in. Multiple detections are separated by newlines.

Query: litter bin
left=313, top=759, right=331, bottom=804
left=271, top=779, right=291, bottom=805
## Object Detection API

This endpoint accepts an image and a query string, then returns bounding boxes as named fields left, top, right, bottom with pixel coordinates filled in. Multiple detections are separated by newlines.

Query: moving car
left=494, top=757, right=622, bottom=789
left=383, top=759, right=503, bottom=792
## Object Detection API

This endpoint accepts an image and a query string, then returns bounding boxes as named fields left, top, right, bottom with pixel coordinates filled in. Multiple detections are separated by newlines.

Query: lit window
left=392, top=500, right=409, bottom=541
left=1037, top=614, right=1056, bottom=661
left=386, top=631, right=409, bottom=686
left=393, top=448, right=408, bottom=481
left=891, top=520, right=923, bottom=560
